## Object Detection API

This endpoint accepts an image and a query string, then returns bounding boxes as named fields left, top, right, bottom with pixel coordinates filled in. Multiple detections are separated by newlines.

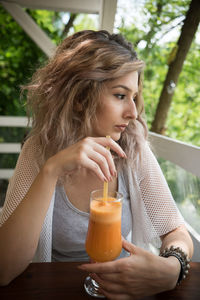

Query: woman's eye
left=114, top=94, right=125, bottom=100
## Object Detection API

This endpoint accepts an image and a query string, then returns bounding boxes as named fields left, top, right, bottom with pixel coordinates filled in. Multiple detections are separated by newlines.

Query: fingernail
left=103, top=176, right=108, bottom=182
left=107, top=176, right=112, bottom=181
left=122, top=152, right=127, bottom=158
left=111, top=170, right=116, bottom=177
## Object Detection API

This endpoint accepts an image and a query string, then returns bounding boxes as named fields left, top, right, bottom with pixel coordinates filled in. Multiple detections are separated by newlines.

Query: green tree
left=151, top=0, right=200, bottom=134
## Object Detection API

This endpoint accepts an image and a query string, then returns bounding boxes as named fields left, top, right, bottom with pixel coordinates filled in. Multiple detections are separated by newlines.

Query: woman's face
left=92, top=71, right=138, bottom=141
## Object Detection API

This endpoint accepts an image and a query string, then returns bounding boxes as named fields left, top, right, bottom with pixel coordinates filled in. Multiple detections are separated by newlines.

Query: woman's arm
left=160, top=224, right=193, bottom=258
left=159, top=224, right=193, bottom=288
left=79, top=226, right=193, bottom=300
left=0, top=164, right=58, bottom=286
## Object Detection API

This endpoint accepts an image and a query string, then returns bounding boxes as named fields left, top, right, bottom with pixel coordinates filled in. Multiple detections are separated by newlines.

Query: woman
left=0, top=30, right=193, bottom=298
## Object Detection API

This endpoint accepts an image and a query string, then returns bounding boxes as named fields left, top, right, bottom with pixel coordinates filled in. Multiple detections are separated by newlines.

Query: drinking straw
left=103, top=136, right=110, bottom=201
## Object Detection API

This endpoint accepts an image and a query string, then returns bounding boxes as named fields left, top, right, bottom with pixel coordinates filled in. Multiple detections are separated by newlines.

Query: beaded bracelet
left=159, top=246, right=190, bottom=285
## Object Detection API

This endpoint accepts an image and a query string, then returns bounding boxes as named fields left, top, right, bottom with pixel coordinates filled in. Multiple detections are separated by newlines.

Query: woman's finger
left=79, top=258, right=122, bottom=273
left=80, top=155, right=107, bottom=182
left=92, top=143, right=117, bottom=177
left=95, top=272, right=122, bottom=283
left=90, top=137, right=126, bottom=158
left=122, top=239, right=136, bottom=254
left=91, top=273, right=124, bottom=294
left=76, top=137, right=117, bottom=180
left=88, top=148, right=112, bottom=181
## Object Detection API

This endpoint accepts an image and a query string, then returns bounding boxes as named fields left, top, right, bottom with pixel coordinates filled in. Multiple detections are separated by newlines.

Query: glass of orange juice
left=84, top=189, right=123, bottom=298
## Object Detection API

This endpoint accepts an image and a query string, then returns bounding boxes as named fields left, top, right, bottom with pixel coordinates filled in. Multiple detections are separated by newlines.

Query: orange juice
left=85, top=197, right=122, bottom=262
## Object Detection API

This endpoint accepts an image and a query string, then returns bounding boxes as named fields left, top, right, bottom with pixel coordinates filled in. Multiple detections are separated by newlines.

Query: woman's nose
left=123, top=100, right=138, bottom=120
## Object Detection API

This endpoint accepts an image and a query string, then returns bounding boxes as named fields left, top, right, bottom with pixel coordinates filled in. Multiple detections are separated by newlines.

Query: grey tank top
left=52, top=172, right=132, bottom=262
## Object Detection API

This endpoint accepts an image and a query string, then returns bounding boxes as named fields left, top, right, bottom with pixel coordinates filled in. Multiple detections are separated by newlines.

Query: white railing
left=0, top=116, right=28, bottom=127
left=149, top=132, right=200, bottom=178
left=0, top=116, right=30, bottom=179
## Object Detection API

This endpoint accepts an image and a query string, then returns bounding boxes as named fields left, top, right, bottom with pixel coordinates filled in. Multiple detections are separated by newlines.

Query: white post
left=99, top=0, right=117, bottom=33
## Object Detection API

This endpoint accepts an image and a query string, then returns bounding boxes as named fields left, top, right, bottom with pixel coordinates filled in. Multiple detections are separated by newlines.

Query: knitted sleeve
left=138, top=142, right=184, bottom=238
left=127, top=141, right=184, bottom=248
left=0, top=137, right=42, bottom=226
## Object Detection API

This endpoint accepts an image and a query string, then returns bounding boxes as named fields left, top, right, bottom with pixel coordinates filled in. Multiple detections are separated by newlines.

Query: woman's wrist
left=160, top=246, right=190, bottom=286
left=155, top=255, right=181, bottom=291
left=42, top=157, right=60, bottom=180
left=164, top=256, right=181, bottom=287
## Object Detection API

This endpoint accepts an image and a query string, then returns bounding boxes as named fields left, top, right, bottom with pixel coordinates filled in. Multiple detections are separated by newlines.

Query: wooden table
left=0, top=262, right=199, bottom=299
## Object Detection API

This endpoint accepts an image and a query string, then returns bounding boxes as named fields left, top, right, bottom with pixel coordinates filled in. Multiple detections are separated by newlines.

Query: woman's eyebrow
left=111, top=85, right=131, bottom=91
left=111, top=85, right=138, bottom=94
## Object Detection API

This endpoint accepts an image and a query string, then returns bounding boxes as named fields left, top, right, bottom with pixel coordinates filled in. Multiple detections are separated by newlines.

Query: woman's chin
left=110, top=132, right=122, bottom=141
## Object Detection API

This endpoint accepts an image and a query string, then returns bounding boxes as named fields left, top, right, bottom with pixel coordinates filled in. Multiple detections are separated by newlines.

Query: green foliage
left=158, top=158, right=200, bottom=227
left=0, top=5, right=46, bottom=117
left=0, top=180, right=8, bottom=207
left=167, top=42, right=200, bottom=145
left=158, top=158, right=184, bottom=203
left=142, top=0, right=191, bottom=48
left=0, top=154, right=19, bottom=169
left=72, top=14, right=98, bottom=32
left=28, top=9, right=62, bottom=44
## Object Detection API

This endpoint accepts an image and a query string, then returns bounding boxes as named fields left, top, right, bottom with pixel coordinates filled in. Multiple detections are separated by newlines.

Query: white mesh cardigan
left=0, top=137, right=184, bottom=262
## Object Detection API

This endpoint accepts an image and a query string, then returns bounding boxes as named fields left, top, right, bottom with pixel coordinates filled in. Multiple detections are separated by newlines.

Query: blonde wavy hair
left=24, top=30, right=148, bottom=167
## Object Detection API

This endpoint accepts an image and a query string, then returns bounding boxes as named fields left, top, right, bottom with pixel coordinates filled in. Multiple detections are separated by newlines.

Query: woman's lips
left=115, top=125, right=127, bottom=132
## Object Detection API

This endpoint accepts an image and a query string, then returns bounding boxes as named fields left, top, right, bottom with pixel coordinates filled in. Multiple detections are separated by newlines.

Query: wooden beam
left=99, top=0, right=117, bottom=33
left=1, top=2, right=56, bottom=57
left=3, top=0, right=101, bottom=14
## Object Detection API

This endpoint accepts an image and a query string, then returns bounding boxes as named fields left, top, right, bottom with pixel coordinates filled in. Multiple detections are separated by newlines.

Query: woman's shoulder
left=21, top=135, right=41, bottom=155
left=140, top=139, right=157, bottom=162
left=22, top=135, right=40, bottom=149
left=18, top=135, right=43, bottom=169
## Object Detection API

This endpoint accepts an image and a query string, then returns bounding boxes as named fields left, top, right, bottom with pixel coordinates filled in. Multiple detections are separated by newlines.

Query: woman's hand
left=79, top=240, right=181, bottom=300
left=45, top=137, right=126, bottom=181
